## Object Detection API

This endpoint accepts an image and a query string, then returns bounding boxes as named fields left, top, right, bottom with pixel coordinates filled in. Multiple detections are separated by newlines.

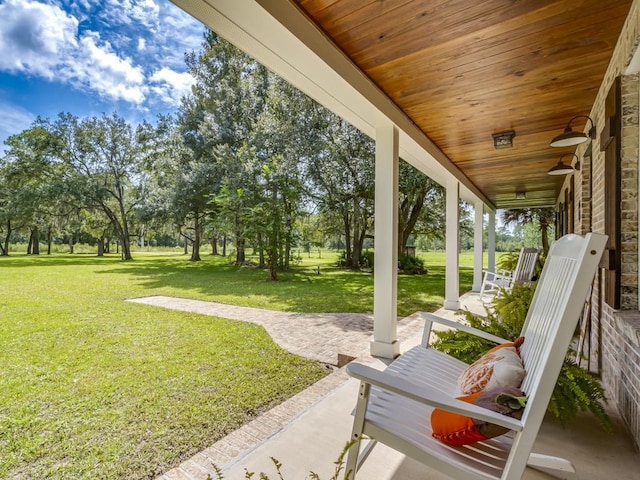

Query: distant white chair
left=479, top=247, right=540, bottom=302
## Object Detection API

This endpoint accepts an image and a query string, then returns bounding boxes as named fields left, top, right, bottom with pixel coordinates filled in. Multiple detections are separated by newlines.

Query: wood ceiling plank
left=367, top=10, right=627, bottom=85
left=342, top=1, right=601, bottom=69
left=291, top=0, right=633, bottom=208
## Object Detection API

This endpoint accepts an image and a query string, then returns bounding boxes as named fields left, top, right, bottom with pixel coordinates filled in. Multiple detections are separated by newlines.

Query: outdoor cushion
left=459, top=340, right=525, bottom=395
left=431, top=386, right=527, bottom=446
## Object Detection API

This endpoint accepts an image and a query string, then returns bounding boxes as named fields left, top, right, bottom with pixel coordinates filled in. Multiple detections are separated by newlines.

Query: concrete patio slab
left=148, top=293, right=640, bottom=480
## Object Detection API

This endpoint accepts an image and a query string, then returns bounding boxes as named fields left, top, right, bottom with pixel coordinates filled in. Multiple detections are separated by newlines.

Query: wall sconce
left=550, top=115, right=596, bottom=147
left=547, top=153, right=579, bottom=175
left=515, top=191, right=526, bottom=200
left=492, top=130, right=515, bottom=149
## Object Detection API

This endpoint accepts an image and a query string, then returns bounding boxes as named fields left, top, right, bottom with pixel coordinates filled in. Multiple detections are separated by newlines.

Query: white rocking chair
left=479, top=247, right=540, bottom=302
left=344, top=233, right=607, bottom=480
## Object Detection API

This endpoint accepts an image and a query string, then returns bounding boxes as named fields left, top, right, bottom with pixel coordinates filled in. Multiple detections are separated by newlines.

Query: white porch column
left=472, top=200, right=484, bottom=292
left=371, top=124, right=399, bottom=359
left=488, top=210, right=496, bottom=273
left=444, top=179, right=460, bottom=310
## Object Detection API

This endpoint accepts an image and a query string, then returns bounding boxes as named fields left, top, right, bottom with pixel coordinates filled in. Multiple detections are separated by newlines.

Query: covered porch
left=164, top=0, right=640, bottom=477
left=158, top=292, right=640, bottom=480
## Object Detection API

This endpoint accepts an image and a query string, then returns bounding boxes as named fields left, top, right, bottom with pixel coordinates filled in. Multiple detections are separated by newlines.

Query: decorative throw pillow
left=431, top=386, right=527, bottom=446
left=459, top=339, right=526, bottom=395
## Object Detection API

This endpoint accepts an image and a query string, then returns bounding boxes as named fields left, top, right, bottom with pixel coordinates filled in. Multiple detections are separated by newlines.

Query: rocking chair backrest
left=512, top=247, right=539, bottom=284
left=506, top=233, right=607, bottom=473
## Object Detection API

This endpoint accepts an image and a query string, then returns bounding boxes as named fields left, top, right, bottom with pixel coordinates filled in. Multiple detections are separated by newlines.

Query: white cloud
left=155, top=2, right=204, bottom=68
left=0, top=0, right=78, bottom=79
left=0, top=0, right=204, bottom=110
left=105, top=0, right=160, bottom=28
left=70, top=33, right=147, bottom=104
left=149, top=67, right=194, bottom=106
left=0, top=0, right=147, bottom=104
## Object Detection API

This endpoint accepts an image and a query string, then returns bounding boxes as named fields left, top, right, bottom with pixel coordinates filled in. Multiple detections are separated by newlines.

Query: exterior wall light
left=547, top=153, right=579, bottom=175
left=550, top=115, right=596, bottom=147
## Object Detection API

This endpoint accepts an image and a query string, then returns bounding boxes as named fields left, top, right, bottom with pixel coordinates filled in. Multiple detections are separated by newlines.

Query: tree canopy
left=0, top=32, right=532, bottom=274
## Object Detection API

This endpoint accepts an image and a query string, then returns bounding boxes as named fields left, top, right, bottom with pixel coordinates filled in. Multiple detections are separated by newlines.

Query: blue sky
left=0, top=0, right=206, bottom=151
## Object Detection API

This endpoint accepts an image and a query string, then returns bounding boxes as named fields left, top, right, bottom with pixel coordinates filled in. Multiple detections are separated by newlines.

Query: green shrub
left=334, top=251, right=426, bottom=275
left=360, top=251, right=374, bottom=270
left=496, top=251, right=520, bottom=272
left=432, top=283, right=611, bottom=430
left=397, top=253, right=426, bottom=275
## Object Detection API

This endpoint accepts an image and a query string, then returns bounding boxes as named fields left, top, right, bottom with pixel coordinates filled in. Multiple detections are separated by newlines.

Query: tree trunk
left=258, top=233, right=265, bottom=268
left=102, top=202, right=131, bottom=260
left=398, top=189, right=426, bottom=256
left=31, top=227, right=40, bottom=255
left=114, top=182, right=133, bottom=261
left=222, top=235, right=227, bottom=256
left=211, top=235, right=218, bottom=255
left=268, top=247, right=278, bottom=280
left=349, top=197, right=361, bottom=269
left=47, top=226, right=52, bottom=255
left=183, top=235, right=188, bottom=254
left=236, top=236, right=245, bottom=264
left=105, top=238, right=110, bottom=253
left=97, top=235, right=105, bottom=256
left=284, top=202, right=293, bottom=270
left=68, top=236, right=74, bottom=254
left=267, top=229, right=278, bottom=280
left=343, top=211, right=352, bottom=266
left=191, top=214, right=202, bottom=261
left=0, top=219, right=9, bottom=255
left=119, top=234, right=132, bottom=261
left=267, top=228, right=278, bottom=281
left=540, top=223, right=550, bottom=257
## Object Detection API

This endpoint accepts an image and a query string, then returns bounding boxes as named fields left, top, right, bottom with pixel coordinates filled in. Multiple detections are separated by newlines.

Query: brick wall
left=567, top=0, right=640, bottom=450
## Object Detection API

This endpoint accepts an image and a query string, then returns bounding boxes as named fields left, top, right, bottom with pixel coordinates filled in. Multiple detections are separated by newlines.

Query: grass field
left=0, top=249, right=475, bottom=479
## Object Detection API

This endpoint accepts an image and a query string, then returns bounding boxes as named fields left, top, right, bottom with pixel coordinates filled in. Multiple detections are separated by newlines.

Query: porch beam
left=444, top=179, right=460, bottom=310
left=472, top=200, right=484, bottom=292
left=371, top=124, right=399, bottom=359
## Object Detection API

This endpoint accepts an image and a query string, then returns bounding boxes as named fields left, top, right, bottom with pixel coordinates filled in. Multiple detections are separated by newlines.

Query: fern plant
left=432, top=283, right=611, bottom=430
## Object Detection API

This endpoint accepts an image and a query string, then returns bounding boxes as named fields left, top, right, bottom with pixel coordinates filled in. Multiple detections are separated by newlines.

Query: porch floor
left=157, top=293, right=640, bottom=480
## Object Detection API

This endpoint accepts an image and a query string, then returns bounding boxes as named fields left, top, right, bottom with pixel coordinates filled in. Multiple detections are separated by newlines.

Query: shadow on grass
left=0, top=253, right=473, bottom=317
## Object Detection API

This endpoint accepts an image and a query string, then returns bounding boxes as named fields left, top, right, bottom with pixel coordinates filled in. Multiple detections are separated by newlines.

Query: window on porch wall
left=601, top=76, right=622, bottom=309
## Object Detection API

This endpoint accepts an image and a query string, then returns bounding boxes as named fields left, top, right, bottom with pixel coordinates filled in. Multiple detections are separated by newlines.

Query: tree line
left=3, top=32, right=552, bottom=278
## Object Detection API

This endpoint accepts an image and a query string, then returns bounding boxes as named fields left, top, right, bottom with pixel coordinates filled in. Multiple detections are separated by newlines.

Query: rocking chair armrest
left=482, top=270, right=513, bottom=282
left=419, top=312, right=510, bottom=345
left=346, top=363, right=524, bottom=432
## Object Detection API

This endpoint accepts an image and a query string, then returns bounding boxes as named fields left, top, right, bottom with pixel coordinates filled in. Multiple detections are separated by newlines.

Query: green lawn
left=0, top=250, right=474, bottom=479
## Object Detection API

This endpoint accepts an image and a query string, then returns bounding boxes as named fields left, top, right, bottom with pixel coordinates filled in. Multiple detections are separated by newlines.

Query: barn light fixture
left=492, top=130, right=515, bottom=149
left=550, top=115, right=596, bottom=147
left=547, top=153, right=579, bottom=175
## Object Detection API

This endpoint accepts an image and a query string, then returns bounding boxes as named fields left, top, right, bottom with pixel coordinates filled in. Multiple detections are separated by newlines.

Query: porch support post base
left=370, top=339, right=400, bottom=359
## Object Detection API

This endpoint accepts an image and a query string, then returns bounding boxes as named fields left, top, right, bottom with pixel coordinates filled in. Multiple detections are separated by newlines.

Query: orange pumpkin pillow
left=431, top=386, right=527, bottom=446
left=459, top=338, right=525, bottom=395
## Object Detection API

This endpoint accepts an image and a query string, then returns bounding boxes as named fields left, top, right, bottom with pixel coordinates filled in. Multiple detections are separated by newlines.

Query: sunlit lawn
left=0, top=248, right=474, bottom=479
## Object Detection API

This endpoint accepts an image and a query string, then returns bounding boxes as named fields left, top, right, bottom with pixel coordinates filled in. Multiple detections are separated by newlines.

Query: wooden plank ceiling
left=292, top=0, right=633, bottom=208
